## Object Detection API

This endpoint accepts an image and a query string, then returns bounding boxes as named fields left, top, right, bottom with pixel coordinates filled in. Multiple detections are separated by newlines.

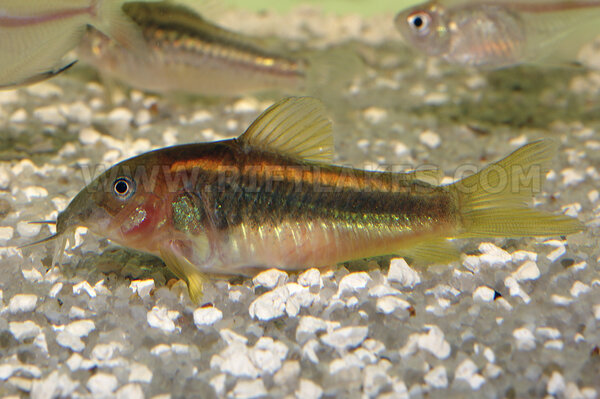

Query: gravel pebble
left=16, top=221, right=41, bottom=238
left=321, top=326, right=369, bottom=351
left=252, top=268, right=288, bottom=289
left=231, top=379, right=267, bottom=399
left=87, top=373, right=118, bottom=396
left=296, top=316, right=340, bottom=343
left=250, top=337, right=288, bottom=374
left=376, top=295, right=411, bottom=314
left=79, top=127, right=102, bottom=145
left=387, top=258, right=421, bottom=288
left=455, top=359, right=485, bottom=390
left=248, top=287, right=288, bottom=321
left=10, top=108, right=27, bottom=123
left=129, top=279, right=155, bottom=299
left=363, top=107, right=387, bottom=124
left=593, top=304, right=600, bottom=320
left=513, top=327, right=536, bottom=351
left=72, top=281, right=96, bottom=298
left=147, top=306, right=180, bottom=333
left=418, top=325, right=451, bottom=359
left=419, top=130, right=441, bottom=149
left=547, top=245, right=567, bottom=262
left=56, top=331, right=85, bottom=352
left=570, top=281, right=591, bottom=297
left=0, top=226, right=14, bottom=243
left=129, top=363, right=153, bottom=383
left=424, top=365, right=448, bottom=389
left=33, top=105, right=66, bottom=125
left=473, top=286, right=495, bottom=302
left=9, top=321, right=41, bottom=341
left=478, top=242, right=512, bottom=267
left=21, top=186, right=48, bottom=200
left=233, top=98, right=260, bottom=113
left=336, top=272, right=372, bottom=297
left=8, top=294, right=37, bottom=313
left=547, top=371, right=566, bottom=395
left=297, top=268, right=322, bottom=288
left=59, top=101, right=92, bottom=124
left=116, top=383, right=144, bottom=399
left=193, top=306, right=223, bottom=326
left=296, top=378, right=323, bottom=399
left=513, top=260, right=540, bottom=282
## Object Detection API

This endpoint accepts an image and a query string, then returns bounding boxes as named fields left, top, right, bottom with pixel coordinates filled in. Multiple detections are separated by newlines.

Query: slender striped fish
left=77, top=1, right=307, bottom=96
left=0, top=0, right=152, bottom=88
left=395, top=0, right=600, bottom=68
left=29, top=97, right=582, bottom=302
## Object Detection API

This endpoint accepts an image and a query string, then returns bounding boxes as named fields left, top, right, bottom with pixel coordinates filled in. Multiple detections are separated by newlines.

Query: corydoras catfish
left=395, top=0, right=600, bottom=68
left=77, top=1, right=307, bottom=96
left=32, top=97, right=582, bottom=302
left=0, top=0, right=152, bottom=88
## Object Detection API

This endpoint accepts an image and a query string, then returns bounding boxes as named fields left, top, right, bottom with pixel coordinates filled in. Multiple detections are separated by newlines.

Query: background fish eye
left=408, top=12, right=431, bottom=35
left=112, top=177, right=135, bottom=200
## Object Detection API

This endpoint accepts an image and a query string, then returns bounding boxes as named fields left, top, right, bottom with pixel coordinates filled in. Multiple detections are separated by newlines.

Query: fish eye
left=407, top=11, right=431, bottom=35
left=112, top=177, right=135, bottom=200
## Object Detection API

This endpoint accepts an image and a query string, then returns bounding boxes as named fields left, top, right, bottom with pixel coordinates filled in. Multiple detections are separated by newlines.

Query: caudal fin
left=449, top=140, right=583, bottom=238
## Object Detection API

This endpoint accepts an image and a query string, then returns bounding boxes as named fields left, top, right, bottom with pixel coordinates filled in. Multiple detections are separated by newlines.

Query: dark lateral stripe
left=159, top=142, right=456, bottom=231
left=123, top=2, right=303, bottom=74
left=150, top=32, right=305, bottom=78
left=196, top=170, right=455, bottom=231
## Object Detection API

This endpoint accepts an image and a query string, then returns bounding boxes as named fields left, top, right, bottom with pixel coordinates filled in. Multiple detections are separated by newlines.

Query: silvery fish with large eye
left=395, top=0, right=600, bottom=68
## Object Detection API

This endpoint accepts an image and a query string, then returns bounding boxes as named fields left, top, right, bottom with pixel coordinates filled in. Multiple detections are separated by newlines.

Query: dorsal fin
left=238, top=97, right=334, bottom=163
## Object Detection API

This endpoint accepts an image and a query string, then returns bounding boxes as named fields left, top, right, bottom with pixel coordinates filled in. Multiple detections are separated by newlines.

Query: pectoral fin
left=159, top=243, right=207, bottom=304
left=0, top=60, right=77, bottom=90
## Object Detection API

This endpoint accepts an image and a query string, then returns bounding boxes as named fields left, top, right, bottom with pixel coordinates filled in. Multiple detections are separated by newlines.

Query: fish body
left=77, top=1, right=307, bottom=96
left=0, top=0, right=149, bottom=88
left=47, top=97, right=581, bottom=302
left=395, top=0, right=600, bottom=68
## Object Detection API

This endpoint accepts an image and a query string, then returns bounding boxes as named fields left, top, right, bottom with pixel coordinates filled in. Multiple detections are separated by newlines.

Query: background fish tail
left=451, top=140, right=583, bottom=238
left=302, top=43, right=365, bottom=96
left=92, top=0, right=153, bottom=51
left=301, top=43, right=366, bottom=131
left=521, top=5, right=600, bottom=67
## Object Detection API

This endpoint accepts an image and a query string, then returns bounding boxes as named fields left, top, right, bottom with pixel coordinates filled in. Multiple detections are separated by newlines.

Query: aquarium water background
left=0, top=1, right=598, bottom=398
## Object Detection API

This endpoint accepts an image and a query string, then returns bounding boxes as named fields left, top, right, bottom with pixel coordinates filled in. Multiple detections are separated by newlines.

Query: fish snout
left=55, top=205, right=83, bottom=237
left=56, top=190, right=102, bottom=235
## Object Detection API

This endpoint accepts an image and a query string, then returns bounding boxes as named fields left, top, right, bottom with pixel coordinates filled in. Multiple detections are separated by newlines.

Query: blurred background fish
left=0, top=0, right=152, bottom=89
left=394, top=0, right=600, bottom=69
left=77, top=1, right=308, bottom=96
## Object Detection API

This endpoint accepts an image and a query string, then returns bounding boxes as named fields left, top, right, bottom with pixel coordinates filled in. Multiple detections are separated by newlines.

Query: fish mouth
left=20, top=218, right=73, bottom=267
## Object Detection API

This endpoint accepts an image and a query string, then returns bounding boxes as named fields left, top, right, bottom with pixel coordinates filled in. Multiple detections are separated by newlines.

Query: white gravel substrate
left=0, top=6, right=599, bottom=399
